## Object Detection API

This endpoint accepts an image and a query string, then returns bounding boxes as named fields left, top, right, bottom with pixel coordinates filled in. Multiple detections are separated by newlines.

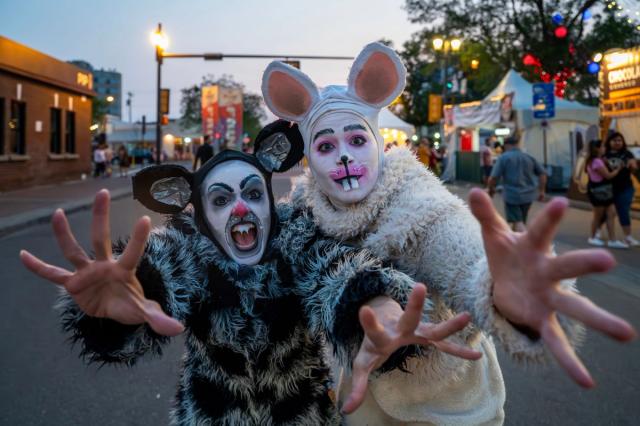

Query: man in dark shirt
left=193, top=135, right=214, bottom=171
left=488, top=136, right=547, bottom=231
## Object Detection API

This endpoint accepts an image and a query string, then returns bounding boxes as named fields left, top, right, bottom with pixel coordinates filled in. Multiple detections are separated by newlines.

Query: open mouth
left=334, top=176, right=361, bottom=192
left=230, top=221, right=258, bottom=251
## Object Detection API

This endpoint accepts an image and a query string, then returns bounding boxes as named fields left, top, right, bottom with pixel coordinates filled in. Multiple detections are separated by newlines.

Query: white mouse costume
left=262, top=43, right=583, bottom=425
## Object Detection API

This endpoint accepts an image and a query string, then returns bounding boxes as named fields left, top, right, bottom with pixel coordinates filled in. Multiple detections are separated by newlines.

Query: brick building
left=0, top=36, right=94, bottom=191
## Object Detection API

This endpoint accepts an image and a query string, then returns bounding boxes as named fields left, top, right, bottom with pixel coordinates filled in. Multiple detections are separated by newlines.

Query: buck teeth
left=349, top=177, right=359, bottom=189
left=342, top=179, right=351, bottom=192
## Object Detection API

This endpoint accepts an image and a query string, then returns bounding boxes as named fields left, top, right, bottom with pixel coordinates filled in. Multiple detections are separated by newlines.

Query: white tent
left=379, top=107, right=415, bottom=139
left=483, top=70, right=598, bottom=187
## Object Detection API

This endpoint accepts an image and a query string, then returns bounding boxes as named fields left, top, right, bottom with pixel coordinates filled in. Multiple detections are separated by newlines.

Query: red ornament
left=523, top=54, right=537, bottom=66
left=555, top=26, right=568, bottom=38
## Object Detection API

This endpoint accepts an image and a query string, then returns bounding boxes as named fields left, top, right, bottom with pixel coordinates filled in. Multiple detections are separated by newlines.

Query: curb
left=0, top=187, right=133, bottom=238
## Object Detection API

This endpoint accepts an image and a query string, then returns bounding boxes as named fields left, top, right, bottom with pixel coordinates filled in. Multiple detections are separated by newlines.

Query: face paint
left=200, top=160, right=271, bottom=265
left=308, top=111, right=380, bottom=205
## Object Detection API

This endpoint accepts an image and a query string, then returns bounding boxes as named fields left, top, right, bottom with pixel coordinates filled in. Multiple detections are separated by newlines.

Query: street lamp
left=106, top=95, right=115, bottom=103
left=151, top=23, right=167, bottom=165
left=432, top=37, right=462, bottom=151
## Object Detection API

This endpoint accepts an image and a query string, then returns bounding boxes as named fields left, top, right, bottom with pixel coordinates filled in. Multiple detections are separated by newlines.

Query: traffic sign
left=532, top=83, right=555, bottom=119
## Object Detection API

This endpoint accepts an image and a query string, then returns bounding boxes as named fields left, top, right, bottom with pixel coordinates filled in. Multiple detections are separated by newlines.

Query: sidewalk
left=0, top=162, right=188, bottom=238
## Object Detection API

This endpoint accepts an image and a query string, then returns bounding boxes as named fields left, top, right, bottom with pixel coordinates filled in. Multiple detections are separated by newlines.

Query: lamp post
left=150, top=23, right=168, bottom=165
left=432, top=37, right=461, bottom=150
left=150, top=23, right=354, bottom=164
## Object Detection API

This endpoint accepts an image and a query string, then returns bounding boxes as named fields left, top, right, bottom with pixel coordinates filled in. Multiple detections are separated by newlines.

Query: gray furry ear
left=133, top=165, right=193, bottom=214
left=254, top=120, right=304, bottom=173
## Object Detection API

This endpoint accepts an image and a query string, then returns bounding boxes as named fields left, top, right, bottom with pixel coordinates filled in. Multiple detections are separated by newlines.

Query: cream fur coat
left=291, top=147, right=584, bottom=425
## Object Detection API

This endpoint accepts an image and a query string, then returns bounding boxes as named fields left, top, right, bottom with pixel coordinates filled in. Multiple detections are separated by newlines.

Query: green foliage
left=179, top=74, right=267, bottom=140
left=400, top=0, right=640, bottom=120
left=91, top=97, right=109, bottom=125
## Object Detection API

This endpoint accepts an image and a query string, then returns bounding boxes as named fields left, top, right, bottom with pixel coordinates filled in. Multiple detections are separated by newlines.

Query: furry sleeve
left=56, top=212, right=209, bottom=366
left=413, top=199, right=584, bottom=363
left=275, top=204, right=432, bottom=371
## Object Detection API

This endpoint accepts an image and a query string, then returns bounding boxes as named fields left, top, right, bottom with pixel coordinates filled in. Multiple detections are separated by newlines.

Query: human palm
left=342, top=284, right=482, bottom=414
left=20, top=189, right=184, bottom=336
left=469, top=188, right=636, bottom=387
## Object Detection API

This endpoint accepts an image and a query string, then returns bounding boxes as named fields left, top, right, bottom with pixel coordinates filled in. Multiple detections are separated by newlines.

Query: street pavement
left=0, top=166, right=638, bottom=425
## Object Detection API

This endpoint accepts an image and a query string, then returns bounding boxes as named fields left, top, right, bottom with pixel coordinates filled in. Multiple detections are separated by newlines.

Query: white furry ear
left=262, top=62, right=319, bottom=122
left=347, top=43, right=406, bottom=108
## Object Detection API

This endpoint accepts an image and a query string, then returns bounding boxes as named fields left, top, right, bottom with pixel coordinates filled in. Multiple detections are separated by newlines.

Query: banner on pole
left=201, top=85, right=243, bottom=150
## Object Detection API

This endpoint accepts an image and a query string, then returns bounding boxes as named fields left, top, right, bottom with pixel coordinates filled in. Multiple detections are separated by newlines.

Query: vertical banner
left=218, top=87, right=243, bottom=150
left=201, top=86, right=243, bottom=150
left=428, top=94, right=443, bottom=123
left=201, top=85, right=218, bottom=141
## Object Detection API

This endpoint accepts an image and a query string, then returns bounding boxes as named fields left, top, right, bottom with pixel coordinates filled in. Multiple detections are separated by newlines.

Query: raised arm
left=20, top=190, right=198, bottom=365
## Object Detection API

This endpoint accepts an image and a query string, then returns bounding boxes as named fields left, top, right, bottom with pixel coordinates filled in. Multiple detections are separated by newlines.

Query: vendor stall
left=443, top=70, right=598, bottom=188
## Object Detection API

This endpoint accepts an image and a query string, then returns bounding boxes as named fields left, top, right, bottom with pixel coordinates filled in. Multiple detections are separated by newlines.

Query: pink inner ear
left=355, top=52, right=399, bottom=105
left=268, top=71, right=312, bottom=118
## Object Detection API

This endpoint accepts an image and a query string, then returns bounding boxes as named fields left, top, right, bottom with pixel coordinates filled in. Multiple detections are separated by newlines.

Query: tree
left=403, top=0, right=640, bottom=106
left=179, top=74, right=267, bottom=140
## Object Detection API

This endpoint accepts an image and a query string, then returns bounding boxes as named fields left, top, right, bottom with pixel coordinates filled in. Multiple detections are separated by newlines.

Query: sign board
left=532, top=83, right=555, bottom=119
left=428, top=94, right=442, bottom=123
left=160, top=89, right=170, bottom=115
left=201, top=85, right=243, bottom=149
left=600, top=46, right=640, bottom=117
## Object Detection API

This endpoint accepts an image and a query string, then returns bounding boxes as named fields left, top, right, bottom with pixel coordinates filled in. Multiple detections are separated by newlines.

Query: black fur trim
left=331, top=270, right=388, bottom=351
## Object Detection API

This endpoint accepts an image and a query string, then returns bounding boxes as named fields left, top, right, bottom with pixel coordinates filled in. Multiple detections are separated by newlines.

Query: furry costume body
left=57, top=204, right=417, bottom=425
left=292, top=147, right=584, bottom=425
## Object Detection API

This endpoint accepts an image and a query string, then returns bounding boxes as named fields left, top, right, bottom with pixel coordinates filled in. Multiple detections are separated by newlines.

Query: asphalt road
left=1, top=176, right=638, bottom=425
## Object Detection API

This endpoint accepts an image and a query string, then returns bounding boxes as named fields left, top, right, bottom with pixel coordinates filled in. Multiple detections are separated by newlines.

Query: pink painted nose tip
left=231, top=201, right=249, bottom=218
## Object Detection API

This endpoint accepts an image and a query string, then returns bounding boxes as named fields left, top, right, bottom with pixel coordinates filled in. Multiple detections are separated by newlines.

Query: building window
left=0, top=98, right=5, bottom=155
left=65, top=111, right=76, bottom=153
left=9, top=100, right=26, bottom=155
left=50, top=108, right=62, bottom=154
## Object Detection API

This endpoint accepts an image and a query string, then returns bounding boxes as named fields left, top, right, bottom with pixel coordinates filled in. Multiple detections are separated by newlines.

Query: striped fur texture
left=57, top=204, right=421, bottom=425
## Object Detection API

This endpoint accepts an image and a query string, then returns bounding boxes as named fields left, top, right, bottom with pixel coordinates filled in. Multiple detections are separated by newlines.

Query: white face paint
left=201, top=161, right=271, bottom=266
left=308, top=112, right=380, bottom=205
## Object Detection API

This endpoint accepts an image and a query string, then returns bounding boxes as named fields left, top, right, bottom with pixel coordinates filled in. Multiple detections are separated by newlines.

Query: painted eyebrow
left=344, top=124, right=367, bottom=132
left=313, top=128, right=334, bottom=142
left=208, top=182, right=234, bottom=193
left=240, top=174, right=261, bottom=190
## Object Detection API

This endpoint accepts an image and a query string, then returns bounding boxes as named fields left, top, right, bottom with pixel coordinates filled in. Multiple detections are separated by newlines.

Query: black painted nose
left=340, top=155, right=349, bottom=165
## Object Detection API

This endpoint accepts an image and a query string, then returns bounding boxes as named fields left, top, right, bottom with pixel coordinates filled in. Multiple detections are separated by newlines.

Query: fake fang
left=231, top=222, right=258, bottom=250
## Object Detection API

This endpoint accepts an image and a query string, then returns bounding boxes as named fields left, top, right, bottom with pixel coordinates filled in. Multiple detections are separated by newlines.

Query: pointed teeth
left=349, top=177, right=359, bottom=189
left=342, top=179, right=351, bottom=192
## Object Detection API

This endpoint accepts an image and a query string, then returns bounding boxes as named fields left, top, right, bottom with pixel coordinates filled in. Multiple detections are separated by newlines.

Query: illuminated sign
left=76, top=72, right=92, bottom=90
left=601, top=46, right=640, bottom=117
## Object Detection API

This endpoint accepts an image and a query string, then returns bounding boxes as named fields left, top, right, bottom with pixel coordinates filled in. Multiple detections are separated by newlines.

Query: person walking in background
left=487, top=136, right=547, bottom=231
left=92, top=144, right=106, bottom=178
left=193, top=135, right=214, bottom=171
left=585, top=139, right=627, bottom=248
left=604, top=132, right=639, bottom=247
left=104, top=144, right=114, bottom=178
left=480, top=137, right=494, bottom=187
left=117, top=145, right=130, bottom=177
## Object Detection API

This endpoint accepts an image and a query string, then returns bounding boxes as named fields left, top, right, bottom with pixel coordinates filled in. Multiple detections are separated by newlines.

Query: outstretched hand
left=20, top=189, right=184, bottom=337
left=468, top=188, right=636, bottom=387
left=342, top=284, right=482, bottom=414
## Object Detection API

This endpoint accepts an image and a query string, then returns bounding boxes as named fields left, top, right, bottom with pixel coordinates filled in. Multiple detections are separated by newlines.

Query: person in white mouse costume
left=261, top=42, right=636, bottom=425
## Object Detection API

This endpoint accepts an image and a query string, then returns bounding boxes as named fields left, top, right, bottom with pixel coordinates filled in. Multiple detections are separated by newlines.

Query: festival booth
left=597, top=46, right=640, bottom=210
left=379, top=107, right=416, bottom=147
left=443, top=69, right=598, bottom=188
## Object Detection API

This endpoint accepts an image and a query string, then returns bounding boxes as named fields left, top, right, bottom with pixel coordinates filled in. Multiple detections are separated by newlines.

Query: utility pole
left=126, top=92, right=133, bottom=123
